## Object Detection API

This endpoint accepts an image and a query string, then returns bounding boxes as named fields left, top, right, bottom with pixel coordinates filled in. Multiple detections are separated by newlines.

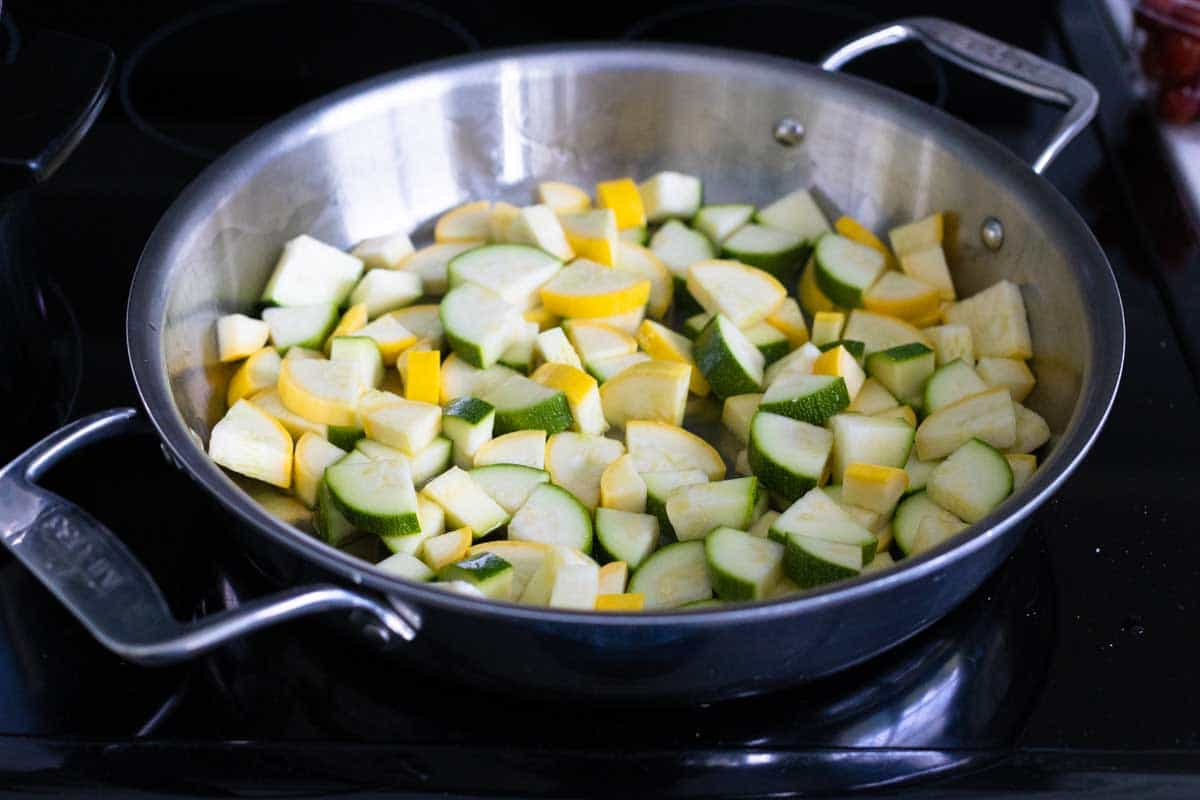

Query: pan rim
left=126, top=41, right=1124, bottom=628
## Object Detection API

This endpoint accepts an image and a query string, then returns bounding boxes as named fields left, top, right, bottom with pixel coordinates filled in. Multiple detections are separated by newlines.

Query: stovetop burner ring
left=118, top=0, right=480, bottom=161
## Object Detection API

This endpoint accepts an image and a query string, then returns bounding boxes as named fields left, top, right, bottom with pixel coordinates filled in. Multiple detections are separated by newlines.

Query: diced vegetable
left=482, top=373, right=573, bottom=435
left=209, top=400, right=294, bottom=489
left=292, top=433, right=345, bottom=508
left=686, top=260, right=786, bottom=328
left=842, top=310, right=932, bottom=355
left=441, top=284, right=520, bottom=368
left=813, top=234, right=886, bottom=308
left=470, top=540, right=550, bottom=600
left=217, top=314, right=270, bottom=362
left=535, top=327, right=582, bottom=369
left=375, top=551, right=434, bottom=582
left=1011, top=404, right=1051, bottom=454
left=360, top=393, right=442, bottom=455
left=261, top=235, right=364, bottom=307
left=519, top=544, right=600, bottom=609
left=443, top=397, right=496, bottom=469
left=694, top=204, right=754, bottom=244
left=924, top=324, right=974, bottom=366
left=508, top=205, right=574, bottom=261
left=665, top=476, right=758, bottom=541
left=473, top=429, right=546, bottom=469
left=639, top=171, right=703, bottom=222
left=468, top=464, right=549, bottom=514
left=812, top=344, right=866, bottom=400
left=509, top=483, right=594, bottom=552
left=544, top=432, right=625, bottom=509
left=693, top=314, right=765, bottom=398
left=755, top=189, right=830, bottom=244
left=325, top=456, right=420, bottom=536
left=538, top=181, right=591, bottom=214
left=629, top=541, right=712, bottom=609
left=403, top=242, right=479, bottom=296
left=448, top=243, right=563, bottom=311
left=721, top=393, right=762, bottom=444
left=349, top=269, right=422, bottom=318
left=865, top=343, right=936, bottom=406
left=352, top=229, right=414, bottom=270
left=636, top=319, right=710, bottom=396
left=721, top=224, right=806, bottom=280
left=438, top=552, right=514, bottom=600
left=862, top=270, right=941, bottom=322
left=227, top=347, right=283, bottom=406
left=943, top=280, right=1033, bottom=359
left=649, top=219, right=714, bottom=280
left=421, top=466, right=509, bottom=538
left=842, top=463, right=908, bottom=515
left=435, top=200, right=491, bottom=243
left=977, top=357, right=1037, bottom=403
left=899, top=245, right=955, bottom=300
left=625, top=420, right=725, bottom=479
left=560, top=210, right=618, bottom=266
left=927, top=438, right=1012, bottom=523
left=531, top=362, right=608, bottom=435
left=595, top=508, right=659, bottom=568
left=759, top=373, right=848, bottom=426
left=848, top=378, right=898, bottom=415
left=599, top=454, right=647, bottom=513
left=924, top=359, right=988, bottom=413
left=539, top=258, right=650, bottom=317
left=614, top=241, right=673, bottom=320
left=893, top=491, right=967, bottom=556
left=642, top=469, right=709, bottom=539
left=888, top=213, right=944, bottom=257
left=706, top=527, right=785, bottom=601
left=829, top=414, right=914, bottom=484
left=915, top=388, right=1016, bottom=460
left=810, top=311, right=845, bottom=347
left=748, top=411, right=833, bottom=502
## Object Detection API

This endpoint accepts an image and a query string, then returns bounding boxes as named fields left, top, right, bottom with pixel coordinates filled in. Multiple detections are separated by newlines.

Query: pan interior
left=141, top=47, right=1106, bottom=567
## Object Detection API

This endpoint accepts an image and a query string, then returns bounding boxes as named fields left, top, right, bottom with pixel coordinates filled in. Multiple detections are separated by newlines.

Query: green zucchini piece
left=693, top=313, right=765, bottom=398
left=595, top=508, right=660, bottom=568
left=705, top=526, right=785, bottom=601
left=629, top=540, right=712, bottom=609
left=758, top=373, right=849, bottom=426
left=748, top=411, right=833, bottom=502
left=813, top=233, right=887, bottom=308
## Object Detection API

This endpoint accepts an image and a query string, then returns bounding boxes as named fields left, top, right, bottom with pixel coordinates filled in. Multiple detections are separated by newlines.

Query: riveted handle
left=0, top=408, right=416, bottom=665
left=820, top=16, right=1098, bottom=174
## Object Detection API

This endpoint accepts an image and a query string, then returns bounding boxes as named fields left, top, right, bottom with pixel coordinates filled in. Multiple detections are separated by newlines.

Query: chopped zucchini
left=209, top=399, right=294, bottom=489
left=545, top=431, right=625, bottom=509
left=943, top=280, right=1033, bottom=359
left=924, top=359, right=988, bottom=413
left=748, top=411, right=833, bottom=502
left=468, top=464, right=550, bottom=514
left=599, top=454, right=647, bottom=513
left=438, top=552, right=514, bottom=600
left=325, top=456, right=420, bottom=536
left=348, top=269, right=422, bottom=318
left=473, top=429, right=547, bottom=469
left=625, top=420, right=725, bottom=479
left=754, top=189, right=830, bottom=244
left=629, top=541, right=712, bottom=609
left=665, top=476, right=758, bottom=541
left=649, top=219, right=715, bottom=279
left=421, top=466, right=509, bottom=538
left=447, top=243, right=563, bottom=311
left=639, top=171, right=703, bottom=223
left=705, top=527, right=785, bottom=601
left=597, top=359, right=690, bottom=426
left=694, top=204, right=754, bottom=244
left=443, top=397, right=496, bottom=469
left=441, top=284, right=520, bottom=368
left=759, top=373, right=849, bottom=426
left=927, top=438, right=1012, bottom=523
left=865, top=343, right=936, bottom=405
left=721, top=393, right=762, bottom=445
left=829, top=413, right=915, bottom=484
left=693, top=314, right=766, bottom=398
left=976, top=357, right=1037, bottom=403
left=721, top=224, right=806, bottom=280
left=595, top=508, right=659, bottom=568
left=482, top=373, right=573, bottom=435
left=915, top=388, right=1015, bottom=460
left=508, top=483, right=594, bottom=553
left=261, top=234, right=363, bottom=307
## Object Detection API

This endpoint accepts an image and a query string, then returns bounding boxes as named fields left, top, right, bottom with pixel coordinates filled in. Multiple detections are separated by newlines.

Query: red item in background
left=1158, top=82, right=1200, bottom=122
left=1161, top=30, right=1200, bottom=80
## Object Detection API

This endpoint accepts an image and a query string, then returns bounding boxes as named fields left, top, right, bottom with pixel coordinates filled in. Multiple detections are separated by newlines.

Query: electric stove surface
left=2, top=0, right=1199, bottom=796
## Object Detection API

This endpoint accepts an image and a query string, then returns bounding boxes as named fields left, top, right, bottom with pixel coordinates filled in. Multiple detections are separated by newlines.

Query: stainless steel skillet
left=0, top=19, right=1122, bottom=702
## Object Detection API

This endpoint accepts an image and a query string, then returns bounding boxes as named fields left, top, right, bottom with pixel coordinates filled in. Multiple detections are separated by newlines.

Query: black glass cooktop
left=3, top=0, right=1200, bottom=795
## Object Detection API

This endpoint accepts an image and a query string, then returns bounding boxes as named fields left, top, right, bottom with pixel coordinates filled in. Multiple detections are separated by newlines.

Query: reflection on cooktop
left=118, top=0, right=478, bottom=159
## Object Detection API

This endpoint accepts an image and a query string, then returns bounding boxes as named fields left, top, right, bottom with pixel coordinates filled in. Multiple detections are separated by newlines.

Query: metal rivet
left=773, top=118, right=805, bottom=146
left=981, top=217, right=1004, bottom=250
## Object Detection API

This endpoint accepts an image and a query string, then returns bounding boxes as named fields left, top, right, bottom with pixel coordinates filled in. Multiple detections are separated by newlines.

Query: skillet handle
left=819, top=16, right=1099, bottom=174
left=0, top=408, right=417, bottom=665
